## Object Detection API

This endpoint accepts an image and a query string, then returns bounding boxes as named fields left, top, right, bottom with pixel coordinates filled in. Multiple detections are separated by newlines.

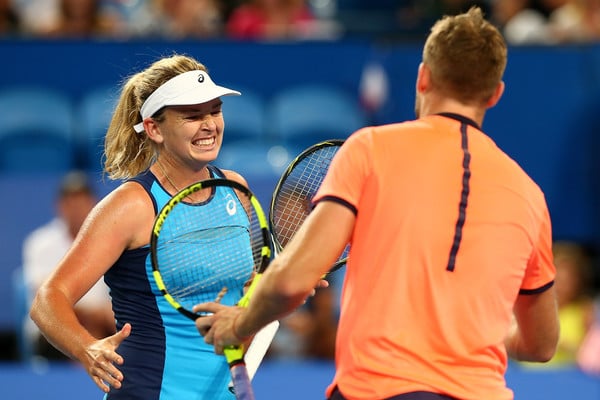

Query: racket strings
left=273, top=146, right=340, bottom=247
left=155, top=190, right=266, bottom=309
left=158, top=227, right=251, bottom=301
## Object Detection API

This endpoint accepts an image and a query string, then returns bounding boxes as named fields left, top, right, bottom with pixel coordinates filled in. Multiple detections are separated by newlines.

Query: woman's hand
left=80, top=323, right=131, bottom=393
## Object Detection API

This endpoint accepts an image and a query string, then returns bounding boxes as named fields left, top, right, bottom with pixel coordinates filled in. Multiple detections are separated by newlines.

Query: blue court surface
left=0, top=360, right=598, bottom=400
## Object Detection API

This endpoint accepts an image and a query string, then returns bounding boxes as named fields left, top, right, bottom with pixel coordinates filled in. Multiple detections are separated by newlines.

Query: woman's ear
left=144, top=119, right=164, bottom=144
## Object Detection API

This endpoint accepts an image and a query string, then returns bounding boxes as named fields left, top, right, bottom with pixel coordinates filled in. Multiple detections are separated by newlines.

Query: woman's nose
left=201, top=115, right=217, bottom=129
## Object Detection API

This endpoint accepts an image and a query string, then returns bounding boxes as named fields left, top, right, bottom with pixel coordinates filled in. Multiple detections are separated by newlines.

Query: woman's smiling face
left=158, top=98, right=225, bottom=165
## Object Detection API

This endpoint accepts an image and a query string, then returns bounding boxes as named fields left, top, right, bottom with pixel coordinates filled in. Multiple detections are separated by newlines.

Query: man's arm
left=505, top=286, right=559, bottom=362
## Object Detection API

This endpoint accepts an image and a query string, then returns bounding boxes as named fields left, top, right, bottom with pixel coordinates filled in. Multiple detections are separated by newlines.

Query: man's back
left=318, top=114, right=555, bottom=399
left=191, top=8, right=559, bottom=400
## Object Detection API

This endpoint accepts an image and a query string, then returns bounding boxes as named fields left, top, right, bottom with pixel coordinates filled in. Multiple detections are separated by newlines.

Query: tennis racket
left=270, top=139, right=349, bottom=272
left=228, top=319, right=279, bottom=393
left=150, top=178, right=271, bottom=400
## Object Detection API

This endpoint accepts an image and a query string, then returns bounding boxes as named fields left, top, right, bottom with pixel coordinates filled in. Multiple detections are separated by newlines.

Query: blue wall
left=1, top=39, right=599, bottom=330
left=1, top=39, right=372, bottom=102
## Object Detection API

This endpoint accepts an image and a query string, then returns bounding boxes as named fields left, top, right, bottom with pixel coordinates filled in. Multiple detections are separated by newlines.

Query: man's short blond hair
left=423, top=7, right=507, bottom=105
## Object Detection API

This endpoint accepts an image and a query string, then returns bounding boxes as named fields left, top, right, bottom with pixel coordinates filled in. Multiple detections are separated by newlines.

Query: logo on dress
left=225, top=193, right=236, bottom=216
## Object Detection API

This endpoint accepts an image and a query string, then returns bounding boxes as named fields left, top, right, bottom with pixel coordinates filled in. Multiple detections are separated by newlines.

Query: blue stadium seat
left=77, top=85, right=119, bottom=171
left=221, top=87, right=267, bottom=143
left=0, top=87, right=76, bottom=173
left=217, top=140, right=290, bottom=177
left=267, top=84, right=368, bottom=152
left=216, top=141, right=289, bottom=206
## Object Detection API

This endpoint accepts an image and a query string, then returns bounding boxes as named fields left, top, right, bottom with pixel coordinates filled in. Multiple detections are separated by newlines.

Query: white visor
left=133, top=70, right=241, bottom=133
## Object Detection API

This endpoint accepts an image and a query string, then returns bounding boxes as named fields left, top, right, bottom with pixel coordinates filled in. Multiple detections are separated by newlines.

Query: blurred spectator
left=12, top=0, right=59, bottom=35
left=269, top=288, right=338, bottom=360
left=153, top=0, right=224, bottom=39
left=522, top=241, right=596, bottom=368
left=578, top=295, right=600, bottom=375
left=268, top=268, right=343, bottom=360
left=0, top=0, right=21, bottom=36
left=44, top=0, right=118, bottom=38
left=546, top=0, right=600, bottom=43
left=532, top=0, right=566, bottom=16
left=552, top=241, right=596, bottom=365
left=412, top=0, right=492, bottom=24
left=22, top=171, right=114, bottom=360
left=500, top=0, right=600, bottom=44
left=432, top=0, right=492, bottom=15
left=391, top=0, right=493, bottom=40
left=301, top=283, right=338, bottom=359
left=491, top=0, right=554, bottom=45
left=226, top=0, right=336, bottom=40
left=100, top=0, right=158, bottom=38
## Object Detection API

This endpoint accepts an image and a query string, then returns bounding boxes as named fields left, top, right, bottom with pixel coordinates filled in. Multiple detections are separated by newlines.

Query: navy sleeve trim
left=519, top=280, right=555, bottom=295
left=314, top=195, right=358, bottom=216
left=128, top=169, right=158, bottom=215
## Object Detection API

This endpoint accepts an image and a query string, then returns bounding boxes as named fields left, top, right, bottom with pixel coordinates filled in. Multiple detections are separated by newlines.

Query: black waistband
left=329, top=387, right=456, bottom=400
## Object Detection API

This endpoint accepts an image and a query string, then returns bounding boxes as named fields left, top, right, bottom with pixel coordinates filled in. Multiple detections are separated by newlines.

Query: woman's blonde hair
left=104, top=54, right=207, bottom=180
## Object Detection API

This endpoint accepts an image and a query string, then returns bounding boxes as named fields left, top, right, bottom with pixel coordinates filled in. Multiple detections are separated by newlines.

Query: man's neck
left=420, top=95, right=486, bottom=127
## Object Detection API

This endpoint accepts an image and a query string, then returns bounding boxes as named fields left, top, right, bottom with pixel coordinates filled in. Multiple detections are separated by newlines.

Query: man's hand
left=194, top=302, right=249, bottom=354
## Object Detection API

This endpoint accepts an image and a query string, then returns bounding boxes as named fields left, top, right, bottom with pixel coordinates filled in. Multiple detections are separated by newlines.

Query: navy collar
left=435, top=112, right=481, bottom=130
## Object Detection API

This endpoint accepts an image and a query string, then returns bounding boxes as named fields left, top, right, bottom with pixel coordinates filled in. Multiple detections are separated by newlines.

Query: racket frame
left=269, top=139, right=348, bottom=272
left=150, top=178, right=271, bottom=321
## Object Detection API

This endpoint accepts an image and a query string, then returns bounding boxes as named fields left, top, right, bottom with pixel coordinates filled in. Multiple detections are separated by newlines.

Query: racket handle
left=228, top=319, right=280, bottom=390
left=224, top=273, right=265, bottom=364
left=230, top=362, right=255, bottom=400
left=224, top=345, right=245, bottom=365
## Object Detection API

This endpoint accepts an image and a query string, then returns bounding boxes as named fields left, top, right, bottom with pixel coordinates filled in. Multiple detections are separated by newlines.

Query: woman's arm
left=29, top=182, right=153, bottom=392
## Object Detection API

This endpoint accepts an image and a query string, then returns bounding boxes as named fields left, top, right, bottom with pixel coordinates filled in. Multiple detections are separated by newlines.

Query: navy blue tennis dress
left=103, top=166, right=251, bottom=399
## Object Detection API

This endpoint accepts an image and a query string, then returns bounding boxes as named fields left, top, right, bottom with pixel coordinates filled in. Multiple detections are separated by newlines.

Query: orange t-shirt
left=314, top=114, right=555, bottom=400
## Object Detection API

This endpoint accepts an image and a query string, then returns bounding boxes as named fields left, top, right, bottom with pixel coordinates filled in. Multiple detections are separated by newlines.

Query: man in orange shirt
left=195, top=7, right=559, bottom=400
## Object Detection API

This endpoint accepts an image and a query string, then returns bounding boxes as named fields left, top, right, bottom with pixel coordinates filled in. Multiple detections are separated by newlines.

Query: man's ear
left=416, top=62, right=431, bottom=94
left=486, top=81, right=505, bottom=108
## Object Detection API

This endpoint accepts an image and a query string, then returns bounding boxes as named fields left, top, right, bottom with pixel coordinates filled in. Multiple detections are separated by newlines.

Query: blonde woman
left=30, top=54, right=246, bottom=399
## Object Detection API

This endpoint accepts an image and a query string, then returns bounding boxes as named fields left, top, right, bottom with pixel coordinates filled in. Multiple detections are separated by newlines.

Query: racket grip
left=228, top=319, right=280, bottom=392
left=224, top=345, right=245, bottom=365
left=230, top=362, right=255, bottom=400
